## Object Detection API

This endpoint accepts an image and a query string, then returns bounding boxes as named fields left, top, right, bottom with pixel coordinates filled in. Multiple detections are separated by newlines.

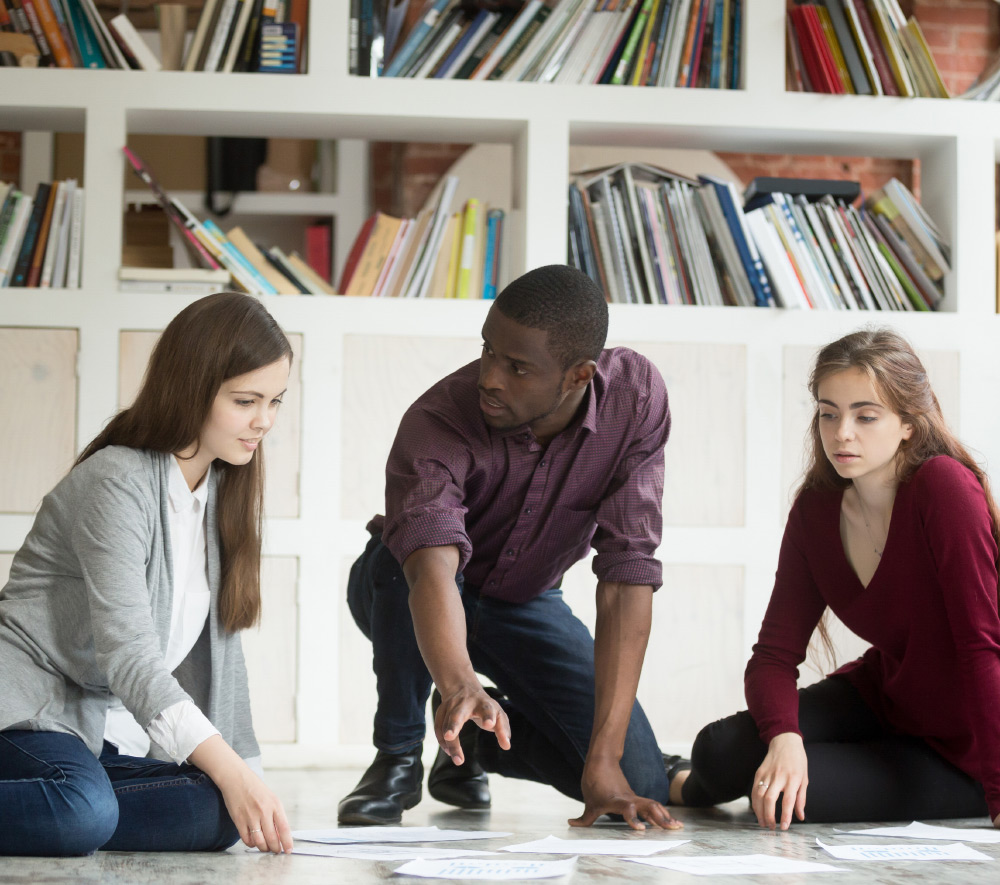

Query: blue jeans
left=0, top=729, right=239, bottom=856
left=347, top=534, right=669, bottom=803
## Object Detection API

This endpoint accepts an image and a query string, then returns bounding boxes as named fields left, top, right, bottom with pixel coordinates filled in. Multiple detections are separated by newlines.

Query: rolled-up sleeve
left=591, top=368, right=670, bottom=589
left=380, top=407, right=475, bottom=572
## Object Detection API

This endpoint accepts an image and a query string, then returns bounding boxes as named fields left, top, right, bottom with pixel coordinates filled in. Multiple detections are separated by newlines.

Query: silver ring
left=758, top=781, right=769, bottom=788
left=249, top=827, right=262, bottom=834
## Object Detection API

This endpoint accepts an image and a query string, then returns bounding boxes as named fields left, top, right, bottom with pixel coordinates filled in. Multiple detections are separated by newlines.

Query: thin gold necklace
left=856, top=491, right=884, bottom=559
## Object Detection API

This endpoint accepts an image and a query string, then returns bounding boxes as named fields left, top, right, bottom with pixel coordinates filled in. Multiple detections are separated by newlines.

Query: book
left=226, top=225, right=299, bottom=294
left=49, top=178, right=75, bottom=288
left=122, top=146, right=220, bottom=271
left=404, top=173, right=458, bottom=298
left=65, top=186, right=83, bottom=288
left=183, top=0, right=222, bottom=70
left=473, top=0, right=542, bottom=80
left=10, top=181, right=50, bottom=287
left=0, top=192, right=31, bottom=286
left=61, top=0, right=104, bottom=67
left=258, top=21, right=298, bottom=71
left=849, top=0, right=897, bottom=95
left=287, top=251, right=336, bottom=294
left=383, top=0, right=452, bottom=76
left=18, top=0, right=55, bottom=66
left=203, top=0, right=239, bottom=71
left=744, top=176, right=860, bottom=211
left=77, top=0, right=128, bottom=67
left=108, top=13, right=161, bottom=70
left=482, top=208, right=504, bottom=299
left=345, top=211, right=404, bottom=296
left=455, top=198, right=478, bottom=298
left=338, top=211, right=377, bottom=292
left=27, top=0, right=71, bottom=66
left=221, top=0, right=256, bottom=72
left=119, top=266, right=231, bottom=284
left=38, top=179, right=66, bottom=287
left=304, top=220, right=332, bottom=284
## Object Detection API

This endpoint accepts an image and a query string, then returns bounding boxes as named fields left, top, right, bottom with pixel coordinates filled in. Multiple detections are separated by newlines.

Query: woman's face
left=199, top=357, right=291, bottom=467
left=816, top=367, right=912, bottom=488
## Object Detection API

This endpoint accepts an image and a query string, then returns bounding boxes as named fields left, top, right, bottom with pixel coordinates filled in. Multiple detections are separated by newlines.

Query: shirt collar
left=168, top=456, right=210, bottom=513
left=496, top=379, right=599, bottom=443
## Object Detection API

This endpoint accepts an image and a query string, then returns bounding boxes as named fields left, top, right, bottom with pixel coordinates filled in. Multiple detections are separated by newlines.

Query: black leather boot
left=427, top=689, right=492, bottom=809
left=338, top=748, right=424, bottom=825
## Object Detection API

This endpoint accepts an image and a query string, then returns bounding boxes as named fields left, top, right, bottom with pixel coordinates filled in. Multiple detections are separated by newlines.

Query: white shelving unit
left=2, top=0, right=1000, bottom=766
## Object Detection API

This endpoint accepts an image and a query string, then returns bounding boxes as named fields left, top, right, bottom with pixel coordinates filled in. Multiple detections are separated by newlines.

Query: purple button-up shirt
left=368, top=347, right=670, bottom=603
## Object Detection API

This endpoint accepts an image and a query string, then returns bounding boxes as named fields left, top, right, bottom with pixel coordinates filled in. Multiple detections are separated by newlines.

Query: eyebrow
left=482, top=336, right=540, bottom=369
left=818, top=399, right=884, bottom=409
left=230, top=389, right=288, bottom=398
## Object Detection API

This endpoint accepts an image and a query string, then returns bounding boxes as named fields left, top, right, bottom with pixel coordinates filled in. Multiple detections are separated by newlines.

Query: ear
left=901, top=421, right=914, bottom=441
left=564, top=360, right=597, bottom=392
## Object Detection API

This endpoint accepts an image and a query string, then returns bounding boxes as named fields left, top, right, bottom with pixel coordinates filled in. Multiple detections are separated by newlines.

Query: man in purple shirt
left=339, top=265, right=682, bottom=830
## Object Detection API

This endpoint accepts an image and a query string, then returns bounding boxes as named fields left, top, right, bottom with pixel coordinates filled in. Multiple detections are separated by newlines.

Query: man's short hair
left=493, top=265, right=608, bottom=369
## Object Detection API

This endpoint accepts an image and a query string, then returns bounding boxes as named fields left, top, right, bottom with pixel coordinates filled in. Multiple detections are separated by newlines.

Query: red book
left=689, top=0, right=710, bottom=88
left=287, top=0, right=307, bottom=72
left=305, top=220, right=331, bottom=283
left=850, top=0, right=899, bottom=96
left=338, top=212, right=377, bottom=293
left=804, top=6, right=844, bottom=94
left=789, top=7, right=829, bottom=93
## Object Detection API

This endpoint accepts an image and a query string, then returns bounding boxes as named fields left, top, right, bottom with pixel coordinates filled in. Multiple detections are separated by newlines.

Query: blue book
left=699, top=174, right=774, bottom=307
left=645, top=0, right=673, bottom=87
left=482, top=208, right=504, bottom=300
left=729, top=0, right=741, bottom=89
left=434, top=9, right=489, bottom=78
left=709, top=0, right=724, bottom=89
left=202, top=218, right=278, bottom=295
left=383, top=0, right=453, bottom=77
left=64, top=0, right=106, bottom=68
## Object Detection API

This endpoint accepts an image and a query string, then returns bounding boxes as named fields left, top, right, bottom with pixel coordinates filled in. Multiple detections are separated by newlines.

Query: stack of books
left=122, top=147, right=332, bottom=297
left=361, top=0, right=743, bottom=88
left=787, top=0, right=948, bottom=97
left=0, top=0, right=307, bottom=72
left=339, top=177, right=506, bottom=298
left=184, top=0, right=308, bottom=73
left=0, top=179, right=84, bottom=289
left=567, top=164, right=948, bottom=311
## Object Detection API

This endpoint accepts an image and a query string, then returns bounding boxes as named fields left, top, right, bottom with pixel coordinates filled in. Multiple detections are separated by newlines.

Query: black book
left=453, top=9, right=514, bottom=80
left=10, top=181, right=51, bottom=287
left=743, top=176, right=861, bottom=212
left=234, top=0, right=266, bottom=72
left=818, top=0, right=872, bottom=95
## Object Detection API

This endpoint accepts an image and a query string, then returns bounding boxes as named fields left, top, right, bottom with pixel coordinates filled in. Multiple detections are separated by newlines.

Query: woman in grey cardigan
left=0, top=292, right=294, bottom=856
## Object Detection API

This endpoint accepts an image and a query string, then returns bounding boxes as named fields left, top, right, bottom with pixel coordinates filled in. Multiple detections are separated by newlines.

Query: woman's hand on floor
left=191, top=734, right=293, bottom=853
left=751, top=732, right=808, bottom=831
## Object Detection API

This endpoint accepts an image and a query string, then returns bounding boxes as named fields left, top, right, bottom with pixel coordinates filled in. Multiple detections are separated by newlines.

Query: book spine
left=20, top=0, right=55, bottom=64
left=49, top=0, right=82, bottom=66
left=850, top=0, right=897, bottom=95
left=10, top=181, right=50, bottom=286
left=203, top=0, right=238, bottom=71
left=63, top=0, right=104, bottom=67
left=39, top=180, right=66, bottom=286
left=482, top=208, right=504, bottom=299
left=611, top=0, right=653, bottom=84
left=383, top=0, right=451, bottom=77
left=202, top=217, right=277, bottom=294
left=455, top=197, right=478, bottom=298
left=29, top=0, right=71, bottom=66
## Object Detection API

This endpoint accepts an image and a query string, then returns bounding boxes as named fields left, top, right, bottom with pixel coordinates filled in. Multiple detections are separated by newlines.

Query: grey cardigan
left=0, top=446, right=259, bottom=761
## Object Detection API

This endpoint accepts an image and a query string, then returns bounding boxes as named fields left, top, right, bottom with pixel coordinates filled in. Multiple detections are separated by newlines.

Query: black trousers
left=682, top=675, right=988, bottom=822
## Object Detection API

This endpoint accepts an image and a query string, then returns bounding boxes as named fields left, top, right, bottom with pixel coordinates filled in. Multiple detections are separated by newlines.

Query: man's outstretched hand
left=434, top=683, right=511, bottom=765
left=569, top=757, right=682, bottom=831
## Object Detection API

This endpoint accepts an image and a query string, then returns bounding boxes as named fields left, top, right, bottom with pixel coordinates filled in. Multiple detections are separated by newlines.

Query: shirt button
left=524, top=507, right=532, bottom=514
left=489, top=580, right=496, bottom=586
left=539, top=460, right=546, bottom=467
left=506, top=549, right=514, bottom=556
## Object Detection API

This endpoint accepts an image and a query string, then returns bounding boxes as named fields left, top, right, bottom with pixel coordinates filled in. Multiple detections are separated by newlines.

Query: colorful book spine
left=482, top=208, right=504, bottom=299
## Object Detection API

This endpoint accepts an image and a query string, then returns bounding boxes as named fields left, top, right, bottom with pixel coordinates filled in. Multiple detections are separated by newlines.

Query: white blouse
left=103, top=457, right=219, bottom=762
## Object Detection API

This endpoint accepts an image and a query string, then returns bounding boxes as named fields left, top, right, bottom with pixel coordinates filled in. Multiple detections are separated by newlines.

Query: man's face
left=478, top=308, right=578, bottom=442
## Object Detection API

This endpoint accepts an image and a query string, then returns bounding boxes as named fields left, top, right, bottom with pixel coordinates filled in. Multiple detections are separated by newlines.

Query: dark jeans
left=0, top=729, right=239, bottom=856
left=347, top=534, right=670, bottom=803
left=682, top=675, right=988, bottom=822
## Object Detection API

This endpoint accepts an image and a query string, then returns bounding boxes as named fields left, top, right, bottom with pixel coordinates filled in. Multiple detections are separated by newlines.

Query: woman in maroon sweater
left=670, top=328, right=1000, bottom=829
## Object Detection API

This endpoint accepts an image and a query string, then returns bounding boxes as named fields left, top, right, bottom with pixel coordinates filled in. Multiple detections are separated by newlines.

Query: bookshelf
left=2, top=0, right=1000, bottom=766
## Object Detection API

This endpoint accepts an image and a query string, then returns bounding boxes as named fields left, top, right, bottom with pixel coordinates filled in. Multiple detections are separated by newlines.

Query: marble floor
left=3, top=767, right=999, bottom=884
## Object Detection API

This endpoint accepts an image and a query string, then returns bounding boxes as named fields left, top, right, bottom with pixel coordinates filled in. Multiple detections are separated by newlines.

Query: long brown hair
left=77, top=291, right=292, bottom=631
left=798, top=328, right=1000, bottom=664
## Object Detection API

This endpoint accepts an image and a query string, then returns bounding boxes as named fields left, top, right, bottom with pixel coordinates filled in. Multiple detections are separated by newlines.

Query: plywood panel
left=0, top=553, right=13, bottom=591
left=243, top=555, right=298, bottom=743
left=781, top=345, right=960, bottom=521
left=560, top=559, right=745, bottom=746
left=119, top=331, right=303, bottom=518
left=341, top=335, right=481, bottom=521
left=616, top=342, right=746, bottom=527
left=0, top=328, right=78, bottom=514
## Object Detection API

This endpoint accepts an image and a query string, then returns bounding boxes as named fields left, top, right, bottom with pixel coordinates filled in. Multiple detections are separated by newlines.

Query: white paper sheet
left=500, top=835, right=689, bottom=856
left=393, top=856, right=578, bottom=879
left=816, top=838, right=992, bottom=861
left=292, top=826, right=511, bottom=844
left=835, top=821, right=1000, bottom=844
left=627, top=854, right=844, bottom=876
left=291, top=843, right=498, bottom=860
